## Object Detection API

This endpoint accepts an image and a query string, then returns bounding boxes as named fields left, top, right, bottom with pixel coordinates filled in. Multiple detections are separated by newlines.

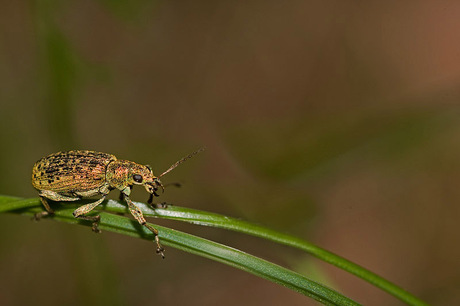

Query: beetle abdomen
left=32, top=150, right=117, bottom=193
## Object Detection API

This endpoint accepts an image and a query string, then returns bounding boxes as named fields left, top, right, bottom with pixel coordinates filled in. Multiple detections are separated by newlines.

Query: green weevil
left=32, top=149, right=203, bottom=258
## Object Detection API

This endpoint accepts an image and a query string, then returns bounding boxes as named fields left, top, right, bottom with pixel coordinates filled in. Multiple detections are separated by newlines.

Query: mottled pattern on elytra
left=32, top=150, right=117, bottom=193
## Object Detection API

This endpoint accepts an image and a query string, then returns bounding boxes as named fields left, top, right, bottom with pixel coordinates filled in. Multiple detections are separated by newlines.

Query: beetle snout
left=145, top=183, right=158, bottom=197
left=146, top=179, right=164, bottom=205
left=145, top=179, right=164, bottom=197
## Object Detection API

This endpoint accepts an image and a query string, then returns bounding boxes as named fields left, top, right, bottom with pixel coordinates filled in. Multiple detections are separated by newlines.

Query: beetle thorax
left=105, top=160, right=153, bottom=191
left=106, top=160, right=130, bottom=190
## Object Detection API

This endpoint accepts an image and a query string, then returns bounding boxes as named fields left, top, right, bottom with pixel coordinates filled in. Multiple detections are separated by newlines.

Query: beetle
left=31, top=149, right=203, bottom=258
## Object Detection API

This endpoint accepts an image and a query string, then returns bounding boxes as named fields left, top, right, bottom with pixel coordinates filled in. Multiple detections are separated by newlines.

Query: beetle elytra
left=32, top=149, right=204, bottom=258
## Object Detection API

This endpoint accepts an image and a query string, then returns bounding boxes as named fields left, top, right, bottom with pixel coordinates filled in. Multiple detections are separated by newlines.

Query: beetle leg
left=154, top=202, right=170, bottom=209
left=72, top=196, right=107, bottom=233
left=35, top=191, right=80, bottom=221
left=147, top=193, right=154, bottom=205
left=123, top=194, right=165, bottom=258
left=33, top=196, right=55, bottom=221
left=119, top=185, right=132, bottom=202
left=40, top=190, right=81, bottom=202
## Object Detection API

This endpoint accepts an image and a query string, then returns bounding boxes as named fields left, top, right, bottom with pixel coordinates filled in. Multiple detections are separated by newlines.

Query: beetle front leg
left=119, top=185, right=132, bottom=202
left=123, top=193, right=165, bottom=258
left=72, top=196, right=106, bottom=233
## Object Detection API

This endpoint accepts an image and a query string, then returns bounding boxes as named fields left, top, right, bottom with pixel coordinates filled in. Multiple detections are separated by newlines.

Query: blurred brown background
left=1, top=1, right=460, bottom=305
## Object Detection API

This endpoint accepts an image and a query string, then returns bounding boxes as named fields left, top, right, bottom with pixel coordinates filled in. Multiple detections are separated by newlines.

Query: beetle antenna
left=159, top=147, right=205, bottom=178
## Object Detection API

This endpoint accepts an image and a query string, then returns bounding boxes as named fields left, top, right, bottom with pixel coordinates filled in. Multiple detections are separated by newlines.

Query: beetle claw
left=156, top=247, right=165, bottom=259
left=91, top=216, right=101, bottom=233
left=155, top=236, right=165, bottom=259
left=156, top=202, right=170, bottom=209
left=92, top=225, right=101, bottom=233
left=32, top=211, right=53, bottom=222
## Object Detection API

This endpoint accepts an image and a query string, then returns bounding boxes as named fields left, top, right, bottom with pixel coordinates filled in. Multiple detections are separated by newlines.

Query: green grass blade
left=0, top=195, right=358, bottom=305
left=0, top=195, right=427, bottom=305
left=0, top=196, right=39, bottom=213
left=100, top=200, right=427, bottom=306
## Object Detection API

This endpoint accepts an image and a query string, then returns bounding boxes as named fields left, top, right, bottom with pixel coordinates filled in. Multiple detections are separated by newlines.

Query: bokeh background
left=1, top=1, right=460, bottom=305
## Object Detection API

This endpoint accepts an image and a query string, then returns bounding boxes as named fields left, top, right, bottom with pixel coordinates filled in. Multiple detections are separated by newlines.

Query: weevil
left=31, top=149, right=203, bottom=258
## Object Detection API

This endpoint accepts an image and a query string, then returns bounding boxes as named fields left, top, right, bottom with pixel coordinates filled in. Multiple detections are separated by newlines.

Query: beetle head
left=128, top=164, right=164, bottom=198
left=127, top=148, right=204, bottom=204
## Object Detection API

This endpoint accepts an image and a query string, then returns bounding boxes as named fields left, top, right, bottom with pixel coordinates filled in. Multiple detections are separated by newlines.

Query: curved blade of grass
left=0, top=196, right=38, bottom=212
left=100, top=200, right=426, bottom=306
left=0, top=195, right=426, bottom=305
left=1, top=197, right=358, bottom=306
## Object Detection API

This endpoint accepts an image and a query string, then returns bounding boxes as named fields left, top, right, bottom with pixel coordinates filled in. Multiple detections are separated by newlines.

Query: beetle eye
left=133, top=174, right=143, bottom=183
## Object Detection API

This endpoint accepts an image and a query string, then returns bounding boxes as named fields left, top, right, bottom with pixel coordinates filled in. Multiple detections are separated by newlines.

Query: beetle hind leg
left=72, top=196, right=106, bottom=233
left=34, top=191, right=80, bottom=221
left=75, top=214, right=101, bottom=233
left=34, top=196, right=55, bottom=221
